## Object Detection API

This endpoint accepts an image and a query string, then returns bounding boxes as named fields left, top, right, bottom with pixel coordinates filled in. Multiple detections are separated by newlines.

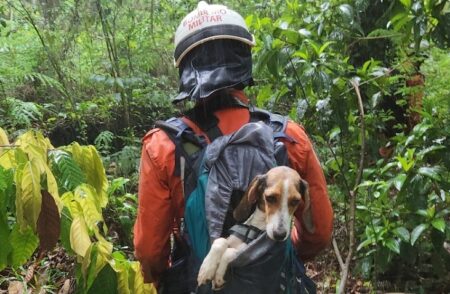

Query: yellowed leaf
left=45, top=165, right=62, bottom=212
left=0, top=128, right=14, bottom=169
left=130, top=262, right=157, bottom=294
left=15, top=130, right=53, bottom=152
left=73, top=184, right=103, bottom=230
left=61, top=192, right=82, bottom=218
left=16, top=159, right=42, bottom=231
left=95, top=230, right=113, bottom=257
left=67, top=143, right=108, bottom=208
left=0, top=150, right=15, bottom=169
left=0, top=127, right=9, bottom=145
left=14, top=131, right=53, bottom=175
left=115, top=264, right=131, bottom=294
left=70, top=216, right=92, bottom=257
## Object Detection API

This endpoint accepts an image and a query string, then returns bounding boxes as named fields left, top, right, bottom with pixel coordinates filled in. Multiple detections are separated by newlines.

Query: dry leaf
left=58, top=279, right=71, bottom=294
left=37, top=190, right=61, bottom=252
left=7, top=281, right=24, bottom=294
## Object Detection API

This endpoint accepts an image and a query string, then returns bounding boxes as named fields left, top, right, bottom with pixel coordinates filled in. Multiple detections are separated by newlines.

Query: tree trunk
left=406, top=73, right=424, bottom=130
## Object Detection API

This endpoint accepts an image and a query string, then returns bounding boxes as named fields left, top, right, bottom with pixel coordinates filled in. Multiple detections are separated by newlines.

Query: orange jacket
left=133, top=93, right=333, bottom=283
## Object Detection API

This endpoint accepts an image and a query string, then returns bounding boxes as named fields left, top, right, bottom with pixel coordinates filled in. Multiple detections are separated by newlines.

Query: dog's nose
left=273, top=230, right=287, bottom=241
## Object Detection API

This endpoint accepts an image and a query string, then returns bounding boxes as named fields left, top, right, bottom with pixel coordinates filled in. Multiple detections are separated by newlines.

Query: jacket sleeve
left=133, top=129, right=177, bottom=284
left=284, top=121, right=333, bottom=261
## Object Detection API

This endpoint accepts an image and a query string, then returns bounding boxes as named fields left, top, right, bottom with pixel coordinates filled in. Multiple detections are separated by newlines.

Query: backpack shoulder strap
left=229, top=224, right=263, bottom=244
left=249, top=107, right=295, bottom=143
left=184, top=112, right=223, bottom=142
left=155, top=117, right=206, bottom=177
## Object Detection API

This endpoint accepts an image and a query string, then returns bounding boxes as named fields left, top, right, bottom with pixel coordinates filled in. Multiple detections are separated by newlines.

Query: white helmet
left=174, top=1, right=255, bottom=67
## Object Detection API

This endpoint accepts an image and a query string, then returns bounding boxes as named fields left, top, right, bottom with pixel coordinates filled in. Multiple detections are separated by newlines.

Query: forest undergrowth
left=1, top=1, right=449, bottom=293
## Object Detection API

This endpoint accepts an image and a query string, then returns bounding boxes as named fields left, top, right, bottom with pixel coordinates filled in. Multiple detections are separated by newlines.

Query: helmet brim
left=174, top=24, right=255, bottom=67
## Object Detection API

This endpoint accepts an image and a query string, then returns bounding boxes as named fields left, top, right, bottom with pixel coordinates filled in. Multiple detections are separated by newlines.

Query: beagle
left=197, top=166, right=313, bottom=289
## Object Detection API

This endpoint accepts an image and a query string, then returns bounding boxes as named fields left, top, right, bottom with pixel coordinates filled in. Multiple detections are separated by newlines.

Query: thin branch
left=337, top=78, right=366, bottom=294
left=332, top=237, right=345, bottom=271
left=352, top=79, right=366, bottom=189
left=288, top=56, right=309, bottom=107
left=347, top=33, right=403, bottom=49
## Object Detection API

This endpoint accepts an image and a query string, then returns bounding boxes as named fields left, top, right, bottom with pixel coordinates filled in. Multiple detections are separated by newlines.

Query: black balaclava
left=173, top=39, right=254, bottom=103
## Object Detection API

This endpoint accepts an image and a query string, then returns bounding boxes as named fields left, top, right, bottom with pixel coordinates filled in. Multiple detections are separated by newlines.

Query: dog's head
left=233, top=166, right=313, bottom=241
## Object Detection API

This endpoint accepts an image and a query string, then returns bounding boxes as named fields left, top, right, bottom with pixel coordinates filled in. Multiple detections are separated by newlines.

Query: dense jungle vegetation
left=1, top=0, right=449, bottom=293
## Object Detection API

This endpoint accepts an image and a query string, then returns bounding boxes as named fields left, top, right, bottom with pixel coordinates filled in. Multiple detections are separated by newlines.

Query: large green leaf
left=411, top=223, right=429, bottom=246
left=87, top=263, right=118, bottom=294
left=9, top=224, right=38, bottom=267
left=431, top=218, right=446, bottom=233
left=82, top=243, right=108, bottom=291
left=0, top=166, right=9, bottom=212
left=393, top=227, right=410, bottom=242
left=418, top=166, right=443, bottom=181
left=385, top=238, right=401, bottom=254
left=49, top=150, right=86, bottom=192
left=392, top=173, right=407, bottom=191
left=60, top=207, right=74, bottom=254
left=0, top=216, right=11, bottom=270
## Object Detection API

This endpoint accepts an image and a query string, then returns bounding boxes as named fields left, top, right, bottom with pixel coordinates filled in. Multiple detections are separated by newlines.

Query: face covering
left=173, top=39, right=254, bottom=103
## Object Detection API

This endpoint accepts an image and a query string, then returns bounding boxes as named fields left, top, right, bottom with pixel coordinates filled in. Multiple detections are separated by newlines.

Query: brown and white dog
left=197, top=166, right=313, bottom=289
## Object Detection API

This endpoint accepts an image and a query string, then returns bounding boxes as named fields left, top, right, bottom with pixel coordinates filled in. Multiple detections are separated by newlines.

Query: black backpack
left=156, top=106, right=316, bottom=294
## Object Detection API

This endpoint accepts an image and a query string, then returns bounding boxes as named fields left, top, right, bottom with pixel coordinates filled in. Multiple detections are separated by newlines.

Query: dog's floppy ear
left=299, top=179, right=315, bottom=233
left=233, top=174, right=266, bottom=222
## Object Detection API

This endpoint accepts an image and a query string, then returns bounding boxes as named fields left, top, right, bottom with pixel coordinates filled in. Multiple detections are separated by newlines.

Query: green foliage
left=9, top=224, right=39, bottom=267
left=356, top=113, right=449, bottom=280
left=50, top=150, right=87, bottom=193
left=243, top=0, right=449, bottom=291
left=0, top=128, right=155, bottom=293
left=111, top=146, right=140, bottom=178
left=106, top=177, right=137, bottom=247
left=0, top=0, right=449, bottom=292
left=1, top=97, right=43, bottom=130
left=95, top=131, right=115, bottom=156
left=86, top=263, right=118, bottom=294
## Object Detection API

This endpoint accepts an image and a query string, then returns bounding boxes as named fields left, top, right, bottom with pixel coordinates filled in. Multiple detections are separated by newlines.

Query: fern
left=22, top=72, right=65, bottom=93
left=4, top=72, right=65, bottom=94
left=94, top=131, right=115, bottom=155
left=111, top=146, right=140, bottom=177
left=4, top=97, right=42, bottom=128
left=49, top=150, right=86, bottom=193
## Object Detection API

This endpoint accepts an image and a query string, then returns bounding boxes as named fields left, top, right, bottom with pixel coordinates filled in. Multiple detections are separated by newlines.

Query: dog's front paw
left=197, top=258, right=217, bottom=286
left=213, top=275, right=225, bottom=289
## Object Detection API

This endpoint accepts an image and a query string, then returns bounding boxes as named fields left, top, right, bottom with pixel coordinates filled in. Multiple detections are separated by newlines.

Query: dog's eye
left=265, top=195, right=277, bottom=204
left=290, top=199, right=300, bottom=207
